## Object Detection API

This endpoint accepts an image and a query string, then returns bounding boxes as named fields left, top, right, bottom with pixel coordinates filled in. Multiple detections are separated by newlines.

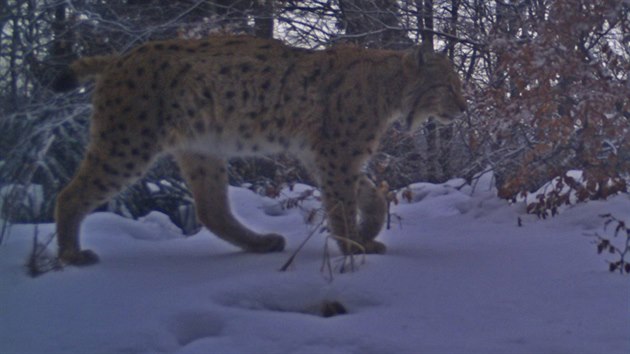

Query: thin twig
left=279, top=211, right=327, bottom=272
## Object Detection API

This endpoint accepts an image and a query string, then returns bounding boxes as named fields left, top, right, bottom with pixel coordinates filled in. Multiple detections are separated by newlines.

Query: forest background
left=1, top=0, right=628, bottom=236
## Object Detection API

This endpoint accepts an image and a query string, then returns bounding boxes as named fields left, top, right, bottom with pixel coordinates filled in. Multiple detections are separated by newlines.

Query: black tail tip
left=51, top=69, right=79, bottom=92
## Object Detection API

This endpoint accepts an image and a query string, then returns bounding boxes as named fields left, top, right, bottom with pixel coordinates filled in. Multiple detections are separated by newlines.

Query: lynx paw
left=59, top=249, right=100, bottom=266
left=363, top=240, right=387, bottom=254
left=340, top=240, right=387, bottom=255
left=248, top=234, right=286, bottom=253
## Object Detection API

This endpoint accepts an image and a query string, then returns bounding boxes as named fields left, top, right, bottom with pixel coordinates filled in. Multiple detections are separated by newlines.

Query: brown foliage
left=469, top=0, right=630, bottom=201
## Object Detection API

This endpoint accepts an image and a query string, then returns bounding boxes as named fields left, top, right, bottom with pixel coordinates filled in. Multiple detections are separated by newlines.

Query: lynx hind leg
left=175, top=152, right=285, bottom=253
left=55, top=144, right=154, bottom=265
left=357, top=175, right=387, bottom=244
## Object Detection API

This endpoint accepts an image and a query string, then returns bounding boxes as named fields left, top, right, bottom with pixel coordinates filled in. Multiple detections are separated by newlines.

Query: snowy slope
left=1, top=180, right=629, bottom=354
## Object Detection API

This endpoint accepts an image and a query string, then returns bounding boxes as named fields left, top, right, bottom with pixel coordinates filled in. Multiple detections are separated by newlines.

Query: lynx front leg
left=319, top=173, right=386, bottom=255
left=175, top=152, right=285, bottom=253
left=356, top=175, right=387, bottom=250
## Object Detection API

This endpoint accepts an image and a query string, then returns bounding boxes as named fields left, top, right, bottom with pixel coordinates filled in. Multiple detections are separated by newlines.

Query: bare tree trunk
left=8, top=3, right=20, bottom=110
left=419, top=0, right=455, bottom=183
left=417, top=0, right=434, bottom=49
left=447, top=0, right=460, bottom=60
left=254, top=1, right=274, bottom=38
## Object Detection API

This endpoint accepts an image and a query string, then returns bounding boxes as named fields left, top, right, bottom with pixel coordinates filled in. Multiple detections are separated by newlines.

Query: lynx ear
left=416, top=42, right=434, bottom=65
left=404, top=42, right=434, bottom=68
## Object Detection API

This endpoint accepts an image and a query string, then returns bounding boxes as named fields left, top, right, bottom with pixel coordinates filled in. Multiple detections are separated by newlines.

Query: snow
left=1, top=180, right=629, bottom=354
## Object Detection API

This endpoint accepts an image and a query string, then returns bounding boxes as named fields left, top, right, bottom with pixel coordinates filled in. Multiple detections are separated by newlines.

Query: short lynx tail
left=51, top=55, right=115, bottom=92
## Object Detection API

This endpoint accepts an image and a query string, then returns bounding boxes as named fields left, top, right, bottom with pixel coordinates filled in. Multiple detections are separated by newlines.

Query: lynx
left=53, top=35, right=466, bottom=265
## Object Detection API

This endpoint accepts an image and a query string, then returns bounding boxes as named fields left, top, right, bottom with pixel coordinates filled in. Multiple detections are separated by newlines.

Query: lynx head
left=401, top=43, right=467, bottom=130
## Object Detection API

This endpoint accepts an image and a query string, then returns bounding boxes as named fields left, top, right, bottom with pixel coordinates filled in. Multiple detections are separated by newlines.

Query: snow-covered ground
left=1, top=179, right=629, bottom=354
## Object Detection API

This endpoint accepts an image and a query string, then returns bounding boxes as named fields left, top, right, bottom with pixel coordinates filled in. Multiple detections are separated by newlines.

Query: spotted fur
left=53, top=35, right=466, bottom=265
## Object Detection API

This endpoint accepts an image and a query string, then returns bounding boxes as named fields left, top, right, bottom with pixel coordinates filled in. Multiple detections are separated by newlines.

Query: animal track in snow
left=169, top=311, right=224, bottom=346
left=214, top=283, right=380, bottom=318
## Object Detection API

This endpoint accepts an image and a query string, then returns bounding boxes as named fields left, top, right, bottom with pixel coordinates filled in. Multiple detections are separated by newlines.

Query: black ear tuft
left=51, top=68, right=79, bottom=92
left=416, top=41, right=434, bottom=66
